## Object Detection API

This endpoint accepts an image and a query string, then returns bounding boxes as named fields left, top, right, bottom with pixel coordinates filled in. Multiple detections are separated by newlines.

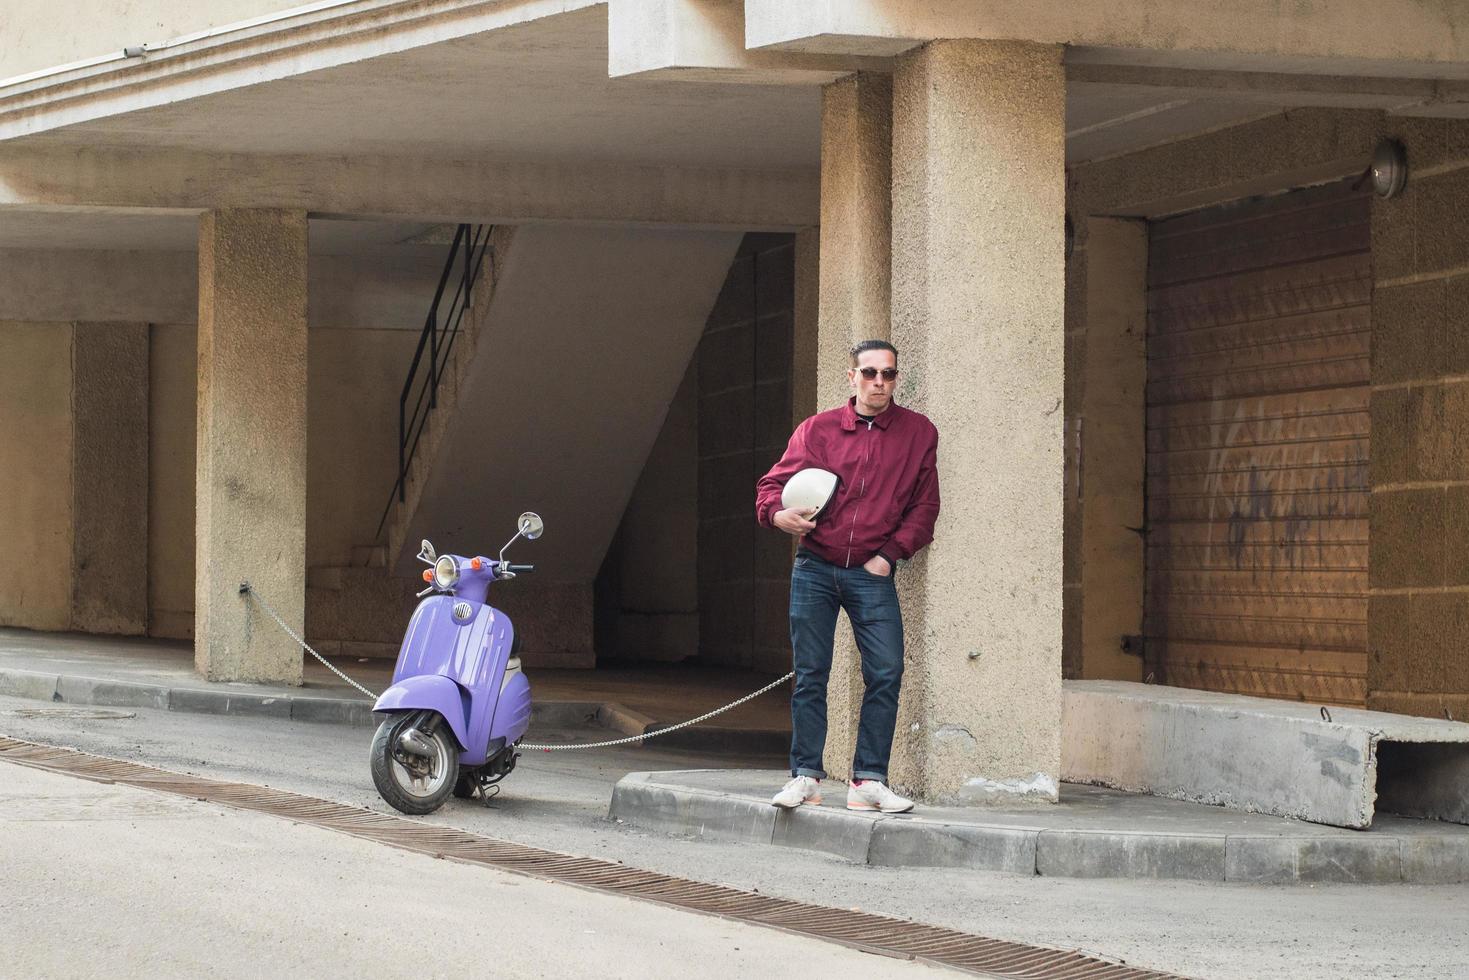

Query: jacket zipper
left=844, top=417, right=875, bottom=567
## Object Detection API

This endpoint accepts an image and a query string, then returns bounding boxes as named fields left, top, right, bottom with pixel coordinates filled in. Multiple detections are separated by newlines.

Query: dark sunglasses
left=856, top=367, right=899, bottom=381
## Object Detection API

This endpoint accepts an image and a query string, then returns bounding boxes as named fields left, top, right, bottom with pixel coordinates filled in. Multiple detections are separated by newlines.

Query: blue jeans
left=787, top=550, right=904, bottom=782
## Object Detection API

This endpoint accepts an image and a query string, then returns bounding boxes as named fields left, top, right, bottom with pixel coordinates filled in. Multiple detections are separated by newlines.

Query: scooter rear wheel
left=371, top=713, right=460, bottom=815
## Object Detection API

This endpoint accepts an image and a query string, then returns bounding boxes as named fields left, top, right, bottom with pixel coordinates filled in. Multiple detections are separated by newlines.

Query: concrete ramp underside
left=1064, top=681, right=1469, bottom=829
left=395, top=224, right=740, bottom=587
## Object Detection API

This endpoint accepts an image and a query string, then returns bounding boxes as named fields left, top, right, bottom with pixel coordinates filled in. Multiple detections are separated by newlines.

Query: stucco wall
left=595, top=358, right=701, bottom=663
left=0, top=0, right=307, bottom=79
left=0, top=322, right=74, bottom=630
left=145, top=320, right=426, bottom=640
left=148, top=323, right=197, bottom=639
left=306, top=327, right=421, bottom=569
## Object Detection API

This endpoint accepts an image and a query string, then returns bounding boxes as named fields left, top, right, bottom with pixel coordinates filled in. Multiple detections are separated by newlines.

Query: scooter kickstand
left=479, top=783, right=501, bottom=808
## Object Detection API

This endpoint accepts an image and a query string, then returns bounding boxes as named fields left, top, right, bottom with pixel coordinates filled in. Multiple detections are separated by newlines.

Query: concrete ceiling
left=0, top=210, right=445, bottom=255
left=27, top=6, right=822, bottom=171
left=15, top=3, right=1289, bottom=190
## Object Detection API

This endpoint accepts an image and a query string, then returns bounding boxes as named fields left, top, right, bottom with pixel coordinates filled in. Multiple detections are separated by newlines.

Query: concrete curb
left=0, top=667, right=790, bottom=754
left=607, top=772, right=1469, bottom=885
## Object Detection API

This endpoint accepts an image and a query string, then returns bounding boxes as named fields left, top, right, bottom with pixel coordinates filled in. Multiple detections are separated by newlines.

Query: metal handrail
left=374, top=223, right=491, bottom=540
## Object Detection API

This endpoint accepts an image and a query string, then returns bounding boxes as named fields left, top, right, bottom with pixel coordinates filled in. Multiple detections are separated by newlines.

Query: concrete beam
left=607, top=0, right=884, bottom=83
left=744, top=0, right=1469, bottom=78
left=1069, top=63, right=1469, bottom=119
left=0, top=147, right=818, bottom=230
left=0, top=0, right=603, bottom=141
left=0, top=247, right=444, bottom=328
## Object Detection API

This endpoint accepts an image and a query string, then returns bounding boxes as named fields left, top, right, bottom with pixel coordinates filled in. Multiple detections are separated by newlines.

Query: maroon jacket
left=757, top=398, right=940, bottom=569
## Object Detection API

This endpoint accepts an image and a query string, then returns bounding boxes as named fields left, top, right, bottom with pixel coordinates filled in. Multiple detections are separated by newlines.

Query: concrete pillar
left=195, top=209, right=308, bottom=685
left=888, top=40, right=1066, bottom=801
left=71, top=322, right=149, bottom=635
left=815, top=72, right=894, bottom=782
left=1078, top=219, right=1148, bottom=682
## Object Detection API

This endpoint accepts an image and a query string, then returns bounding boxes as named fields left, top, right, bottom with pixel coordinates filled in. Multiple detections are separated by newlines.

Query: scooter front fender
left=373, top=675, right=469, bottom=752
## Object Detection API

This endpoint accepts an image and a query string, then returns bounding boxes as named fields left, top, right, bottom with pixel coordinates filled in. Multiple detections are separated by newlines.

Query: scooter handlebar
left=504, top=563, right=536, bottom=574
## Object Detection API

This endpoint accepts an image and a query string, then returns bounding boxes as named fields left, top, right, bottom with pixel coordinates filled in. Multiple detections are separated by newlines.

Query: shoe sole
left=771, top=796, right=822, bottom=809
left=846, top=801, right=914, bottom=814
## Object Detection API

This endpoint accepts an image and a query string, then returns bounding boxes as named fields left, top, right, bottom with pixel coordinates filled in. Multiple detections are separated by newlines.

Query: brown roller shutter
left=1145, top=178, right=1370, bottom=706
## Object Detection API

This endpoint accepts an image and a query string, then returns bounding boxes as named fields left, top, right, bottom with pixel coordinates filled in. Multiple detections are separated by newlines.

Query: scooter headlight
left=433, top=556, right=460, bottom=591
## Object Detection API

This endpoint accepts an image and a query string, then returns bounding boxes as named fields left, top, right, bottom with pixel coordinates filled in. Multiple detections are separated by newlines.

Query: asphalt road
left=1, top=696, right=1467, bottom=979
left=0, top=761, right=955, bottom=979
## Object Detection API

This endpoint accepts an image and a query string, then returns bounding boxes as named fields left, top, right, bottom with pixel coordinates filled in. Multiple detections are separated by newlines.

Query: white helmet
left=781, top=468, right=840, bottom=520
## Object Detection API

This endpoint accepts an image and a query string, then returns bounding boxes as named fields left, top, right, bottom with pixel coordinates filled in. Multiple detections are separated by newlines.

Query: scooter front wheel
left=370, top=712, right=460, bottom=815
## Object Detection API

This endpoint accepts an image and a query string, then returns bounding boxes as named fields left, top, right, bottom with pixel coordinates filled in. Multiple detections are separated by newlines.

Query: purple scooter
left=369, top=512, right=544, bottom=814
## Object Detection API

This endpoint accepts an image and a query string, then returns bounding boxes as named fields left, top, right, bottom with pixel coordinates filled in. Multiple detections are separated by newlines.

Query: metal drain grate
left=0, top=735, right=1182, bottom=980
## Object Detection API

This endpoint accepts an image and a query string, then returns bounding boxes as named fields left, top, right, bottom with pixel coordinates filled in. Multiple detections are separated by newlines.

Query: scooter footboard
left=374, top=675, right=470, bottom=752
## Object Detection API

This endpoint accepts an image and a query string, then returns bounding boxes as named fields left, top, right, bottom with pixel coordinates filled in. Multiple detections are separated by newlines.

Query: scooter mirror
left=418, top=539, right=436, bottom=563
left=518, top=512, right=545, bottom=540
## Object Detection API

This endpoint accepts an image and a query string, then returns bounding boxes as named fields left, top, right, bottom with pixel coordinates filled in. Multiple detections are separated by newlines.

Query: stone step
left=1063, top=680, right=1469, bottom=829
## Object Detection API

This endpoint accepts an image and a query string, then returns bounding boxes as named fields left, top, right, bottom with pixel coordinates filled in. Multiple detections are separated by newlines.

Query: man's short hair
left=849, top=339, right=898, bottom=367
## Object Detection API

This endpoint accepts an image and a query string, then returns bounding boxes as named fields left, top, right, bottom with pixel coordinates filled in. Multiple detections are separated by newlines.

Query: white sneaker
left=771, top=775, right=823, bottom=809
left=846, top=780, right=914, bottom=813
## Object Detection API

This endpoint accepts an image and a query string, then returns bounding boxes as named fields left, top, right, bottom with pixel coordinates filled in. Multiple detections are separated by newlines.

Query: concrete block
left=1371, top=280, right=1445, bottom=387
left=290, top=697, right=376, bottom=727
left=755, top=313, right=793, bottom=385
left=1414, top=168, right=1469, bottom=277
left=608, top=776, right=774, bottom=845
left=1443, top=484, right=1469, bottom=588
left=1367, top=385, right=1417, bottom=487
left=1224, top=837, right=1302, bottom=884
left=1064, top=680, right=1469, bottom=829
left=529, top=701, right=604, bottom=729
left=699, top=320, right=754, bottom=392
left=55, top=675, right=169, bottom=711
left=596, top=702, right=655, bottom=737
left=1296, top=838, right=1401, bottom=884
left=1036, top=830, right=1225, bottom=880
left=704, top=257, right=754, bottom=333
left=698, top=392, right=755, bottom=458
left=698, top=455, right=758, bottom=524
left=1441, top=275, right=1469, bottom=378
left=1400, top=835, right=1469, bottom=884
left=754, top=379, right=792, bottom=450
left=1406, top=592, right=1464, bottom=693
left=1370, top=190, right=1416, bottom=282
left=1369, top=488, right=1445, bottom=590
left=0, top=669, right=59, bottom=702
left=168, top=687, right=292, bottom=719
left=868, top=821, right=1038, bottom=874
left=772, top=805, right=874, bottom=862
left=1367, top=593, right=1412, bottom=695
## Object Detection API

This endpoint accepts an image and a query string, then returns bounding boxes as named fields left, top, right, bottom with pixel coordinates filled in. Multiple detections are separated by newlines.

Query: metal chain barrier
left=240, top=582, right=381, bottom=700
left=520, top=671, right=793, bottom=752
left=240, top=582, right=793, bottom=752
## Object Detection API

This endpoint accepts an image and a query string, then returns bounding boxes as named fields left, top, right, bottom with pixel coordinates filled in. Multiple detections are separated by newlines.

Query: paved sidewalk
left=0, top=627, right=790, bottom=750
left=611, top=769, right=1469, bottom=885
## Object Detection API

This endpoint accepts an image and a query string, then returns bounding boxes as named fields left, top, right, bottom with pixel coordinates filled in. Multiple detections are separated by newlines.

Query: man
left=756, top=340, right=939, bottom=813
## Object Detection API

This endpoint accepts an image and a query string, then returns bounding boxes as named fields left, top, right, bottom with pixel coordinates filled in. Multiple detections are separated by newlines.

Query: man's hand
left=863, top=555, right=892, bottom=577
left=773, top=507, right=818, bottom=537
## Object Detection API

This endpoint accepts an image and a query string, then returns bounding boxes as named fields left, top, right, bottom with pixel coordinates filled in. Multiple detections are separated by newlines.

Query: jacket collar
left=841, top=396, right=899, bottom=431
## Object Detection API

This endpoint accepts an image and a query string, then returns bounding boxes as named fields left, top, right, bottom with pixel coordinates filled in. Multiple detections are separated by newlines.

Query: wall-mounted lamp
left=1371, top=139, right=1408, bottom=199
